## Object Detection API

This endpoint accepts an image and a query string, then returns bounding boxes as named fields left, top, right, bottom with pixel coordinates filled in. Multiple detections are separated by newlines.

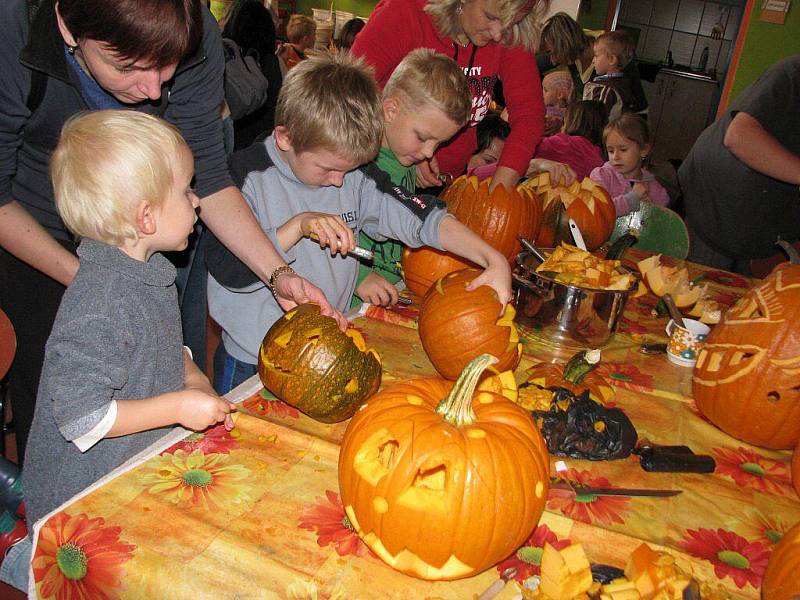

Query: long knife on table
left=549, top=481, right=682, bottom=499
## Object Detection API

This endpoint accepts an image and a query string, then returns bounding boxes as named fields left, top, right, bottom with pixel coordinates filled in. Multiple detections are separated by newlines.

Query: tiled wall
left=617, top=0, right=744, bottom=76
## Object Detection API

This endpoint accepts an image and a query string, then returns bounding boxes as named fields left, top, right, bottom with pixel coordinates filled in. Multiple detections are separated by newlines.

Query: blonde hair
left=51, top=110, right=189, bottom=245
left=425, top=0, right=551, bottom=53
left=275, top=53, right=383, bottom=163
left=596, top=30, right=635, bottom=68
left=603, top=113, right=650, bottom=149
left=384, top=48, right=471, bottom=126
left=286, top=14, right=316, bottom=44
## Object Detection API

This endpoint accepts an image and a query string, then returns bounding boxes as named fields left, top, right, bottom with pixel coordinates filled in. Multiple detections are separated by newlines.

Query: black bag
left=222, top=38, right=269, bottom=120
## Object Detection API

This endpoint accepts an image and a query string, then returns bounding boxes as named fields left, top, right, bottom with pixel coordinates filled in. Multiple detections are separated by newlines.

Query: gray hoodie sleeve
left=356, top=162, right=448, bottom=250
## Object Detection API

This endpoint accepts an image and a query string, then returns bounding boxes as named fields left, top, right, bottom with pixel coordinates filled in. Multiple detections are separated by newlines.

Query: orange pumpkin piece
left=400, top=246, right=474, bottom=299
left=693, top=261, right=800, bottom=449
left=338, top=354, right=550, bottom=580
left=522, top=174, right=616, bottom=251
left=418, top=268, right=521, bottom=380
left=442, top=175, right=543, bottom=263
left=761, top=520, right=800, bottom=600
left=792, top=445, right=800, bottom=498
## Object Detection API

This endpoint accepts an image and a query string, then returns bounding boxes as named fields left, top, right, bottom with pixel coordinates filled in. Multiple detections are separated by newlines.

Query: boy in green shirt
left=352, top=49, right=470, bottom=307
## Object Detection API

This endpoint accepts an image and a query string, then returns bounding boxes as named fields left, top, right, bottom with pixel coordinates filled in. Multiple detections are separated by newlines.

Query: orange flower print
left=678, top=528, right=769, bottom=589
left=243, top=389, right=300, bottom=419
left=739, top=511, right=792, bottom=547
left=546, top=469, right=630, bottom=526
left=596, top=363, right=654, bottom=392
left=33, top=512, right=135, bottom=600
left=298, top=490, right=370, bottom=558
left=495, top=524, right=572, bottom=582
left=712, top=446, right=793, bottom=496
left=163, top=423, right=239, bottom=455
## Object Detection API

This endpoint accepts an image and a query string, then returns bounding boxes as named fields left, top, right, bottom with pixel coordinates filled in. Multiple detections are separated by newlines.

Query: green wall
left=728, top=4, right=800, bottom=101
left=577, top=0, right=610, bottom=31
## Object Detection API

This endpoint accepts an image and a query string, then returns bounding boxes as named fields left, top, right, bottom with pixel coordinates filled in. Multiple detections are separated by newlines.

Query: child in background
left=533, top=100, right=607, bottom=180
left=352, top=48, right=471, bottom=308
left=583, top=30, right=647, bottom=120
left=206, top=54, right=510, bottom=394
left=278, top=14, right=317, bottom=72
left=590, top=113, right=669, bottom=216
left=2, top=111, right=235, bottom=589
left=467, top=111, right=511, bottom=172
left=542, top=70, right=575, bottom=136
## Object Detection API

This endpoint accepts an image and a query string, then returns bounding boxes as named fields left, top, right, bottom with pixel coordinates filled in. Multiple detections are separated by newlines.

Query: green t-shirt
left=351, top=147, right=415, bottom=307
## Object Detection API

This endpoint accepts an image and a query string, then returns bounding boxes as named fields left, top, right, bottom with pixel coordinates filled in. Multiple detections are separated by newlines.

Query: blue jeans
left=0, top=535, right=31, bottom=591
left=213, top=343, right=258, bottom=396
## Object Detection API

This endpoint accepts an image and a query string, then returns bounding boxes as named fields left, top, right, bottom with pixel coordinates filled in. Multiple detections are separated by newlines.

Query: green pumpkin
left=257, top=304, right=382, bottom=423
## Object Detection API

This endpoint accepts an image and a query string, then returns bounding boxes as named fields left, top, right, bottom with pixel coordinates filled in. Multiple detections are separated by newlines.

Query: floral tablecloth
left=29, top=257, right=799, bottom=600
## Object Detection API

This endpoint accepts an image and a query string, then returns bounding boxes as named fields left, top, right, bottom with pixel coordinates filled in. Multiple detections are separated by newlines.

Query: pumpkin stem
left=436, top=354, right=499, bottom=427
left=776, top=239, right=800, bottom=264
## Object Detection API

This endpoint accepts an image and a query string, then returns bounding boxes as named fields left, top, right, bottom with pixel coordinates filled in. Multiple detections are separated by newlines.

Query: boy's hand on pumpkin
left=178, top=389, right=237, bottom=431
left=466, top=254, right=513, bottom=313
left=273, top=274, right=349, bottom=331
left=416, top=157, right=446, bottom=189
left=356, top=273, right=399, bottom=306
left=299, top=212, right=355, bottom=257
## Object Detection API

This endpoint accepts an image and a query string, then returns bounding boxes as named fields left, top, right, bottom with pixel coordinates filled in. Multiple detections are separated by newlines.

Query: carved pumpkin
left=521, top=174, right=615, bottom=251
left=523, top=350, right=615, bottom=409
left=761, top=520, right=800, bottom=600
left=418, top=268, right=521, bottom=380
left=338, top=354, right=550, bottom=580
left=693, top=262, right=800, bottom=449
left=793, top=445, right=800, bottom=498
left=441, top=175, right=543, bottom=263
left=400, top=246, right=474, bottom=299
left=257, top=304, right=381, bottom=423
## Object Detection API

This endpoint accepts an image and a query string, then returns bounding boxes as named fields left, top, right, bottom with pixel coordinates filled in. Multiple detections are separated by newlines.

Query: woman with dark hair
left=352, top=0, right=551, bottom=191
left=223, top=0, right=283, bottom=149
left=539, top=12, right=595, bottom=95
left=0, top=0, right=341, bottom=471
left=333, top=18, right=366, bottom=54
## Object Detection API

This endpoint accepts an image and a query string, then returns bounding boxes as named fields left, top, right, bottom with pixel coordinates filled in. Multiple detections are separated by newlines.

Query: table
left=27, top=256, right=799, bottom=600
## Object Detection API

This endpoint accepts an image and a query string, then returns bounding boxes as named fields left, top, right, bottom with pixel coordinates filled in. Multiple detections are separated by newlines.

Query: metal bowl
left=512, top=251, right=639, bottom=350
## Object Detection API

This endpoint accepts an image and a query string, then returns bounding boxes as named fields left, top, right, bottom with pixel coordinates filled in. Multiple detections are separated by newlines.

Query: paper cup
left=665, top=318, right=710, bottom=367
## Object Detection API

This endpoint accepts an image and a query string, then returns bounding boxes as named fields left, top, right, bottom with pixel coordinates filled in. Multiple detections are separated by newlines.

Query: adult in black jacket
left=0, top=0, right=341, bottom=462
left=223, top=0, right=283, bottom=150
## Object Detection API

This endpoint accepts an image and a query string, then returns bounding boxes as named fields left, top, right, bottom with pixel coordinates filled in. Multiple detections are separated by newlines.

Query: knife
left=549, top=481, right=682, bottom=499
left=568, top=218, right=588, bottom=251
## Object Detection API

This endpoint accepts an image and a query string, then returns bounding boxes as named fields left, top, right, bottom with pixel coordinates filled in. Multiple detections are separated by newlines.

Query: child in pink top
left=590, top=113, right=669, bottom=216
left=535, top=100, right=606, bottom=180
left=542, top=70, right=575, bottom=136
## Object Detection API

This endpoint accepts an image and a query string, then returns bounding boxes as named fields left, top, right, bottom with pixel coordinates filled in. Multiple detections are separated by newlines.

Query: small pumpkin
left=693, top=261, right=800, bottom=449
left=521, top=173, right=616, bottom=251
left=400, top=246, right=474, bottom=299
left=338, top=354, right=550, bottom=580
left=521, top=350, right=614, bottom=410
left=761, top=520, right=800, bottom=600
left=418, top=268, right=521, bottom=380
left=257, top=304, right=381, bottom=423
left=441, top=175, right=543, bottom=263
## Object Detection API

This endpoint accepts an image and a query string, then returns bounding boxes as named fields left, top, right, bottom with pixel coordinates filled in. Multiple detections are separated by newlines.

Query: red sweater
left=352, top=0, right=544, bottom=178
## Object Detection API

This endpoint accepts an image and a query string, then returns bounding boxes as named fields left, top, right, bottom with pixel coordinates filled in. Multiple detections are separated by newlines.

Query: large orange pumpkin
left=257, top=304, right=382, bottom=423
left=693, top=262, right=800, bottom=449
left=400, top=246, right=474, bottom=298
left=521, top=174, right=615, bottom=251
left=761, top=520, right=800, bottom=600
left=441, top=175, right=543, bottom=263
left=338, top=354, right=550, bottom=580
left=418, top=268, right=521, bottom=380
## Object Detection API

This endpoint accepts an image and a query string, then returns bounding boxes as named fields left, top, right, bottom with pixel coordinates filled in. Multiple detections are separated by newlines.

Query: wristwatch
left=267, top=265, right=296, bottom=294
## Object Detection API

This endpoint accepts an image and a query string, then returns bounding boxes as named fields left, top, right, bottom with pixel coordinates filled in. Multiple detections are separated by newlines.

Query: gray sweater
left=24, top=240, right=184, bottom=525
left=207, top=134, right=449, bottom=364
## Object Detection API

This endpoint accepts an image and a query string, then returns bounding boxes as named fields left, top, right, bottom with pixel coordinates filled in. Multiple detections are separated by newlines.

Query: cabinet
left=646, top=70, right=718, bottom=163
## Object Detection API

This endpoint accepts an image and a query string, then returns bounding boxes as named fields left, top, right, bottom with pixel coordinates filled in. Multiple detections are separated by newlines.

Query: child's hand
left=632, top=182, right=651, bottom=202
left=416, top=157, right=446, bottom=189
left=299, top=213, right=355, bottom=257
left=526, top=158, right=576, bottom=186
left=465, top=252, right=513, bottom=314
left=356, top=273, right=399, bottom=306
left=178, top=389, right=237, bottom=432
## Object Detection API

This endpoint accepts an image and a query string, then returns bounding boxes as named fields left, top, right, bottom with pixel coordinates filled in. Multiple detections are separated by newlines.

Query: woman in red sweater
left=351, top=0, right=548, bottom=191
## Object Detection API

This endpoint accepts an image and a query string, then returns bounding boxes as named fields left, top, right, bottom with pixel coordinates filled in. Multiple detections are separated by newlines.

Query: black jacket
left=0, top=0, right=232, bottom=240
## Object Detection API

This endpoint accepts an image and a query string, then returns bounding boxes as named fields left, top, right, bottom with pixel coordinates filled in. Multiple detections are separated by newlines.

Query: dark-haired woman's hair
left=540, top=12, right=592, bottom=65
left=58, top=0, right=202, bottom=68
left=222, top=0, right=277, bottom=63
left=563, top=100, right=607, bottom=148
left=475, top=111, right=511, bottom=153
left=336, top=18, right=366, bottom=52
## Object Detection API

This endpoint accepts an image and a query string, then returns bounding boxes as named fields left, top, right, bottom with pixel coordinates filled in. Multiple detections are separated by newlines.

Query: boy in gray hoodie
left=206, top=53, right=512, bottom=394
